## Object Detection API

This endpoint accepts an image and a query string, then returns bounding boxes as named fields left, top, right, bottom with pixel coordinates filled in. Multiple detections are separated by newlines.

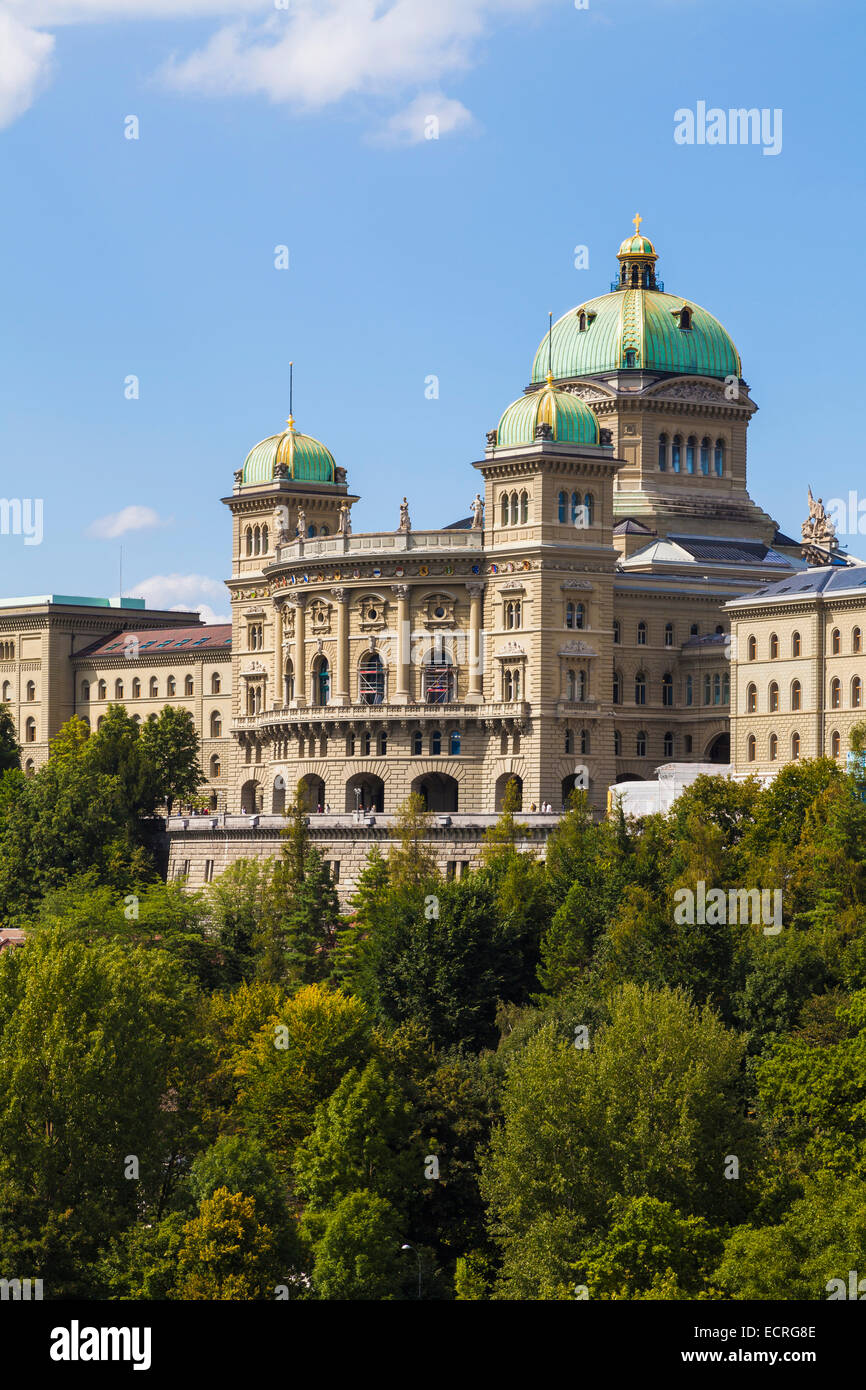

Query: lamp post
left=401, top=1243, right=422, bottom=1299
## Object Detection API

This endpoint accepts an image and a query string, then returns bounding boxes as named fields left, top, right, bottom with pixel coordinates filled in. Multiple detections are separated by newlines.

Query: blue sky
left=0, top=0, right=862, bottom=621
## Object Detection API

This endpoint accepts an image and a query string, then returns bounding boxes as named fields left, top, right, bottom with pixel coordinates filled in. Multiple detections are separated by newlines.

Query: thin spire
left=287, top=361, right=294, bottom=428
left=547, top=311, right=553, bottom=386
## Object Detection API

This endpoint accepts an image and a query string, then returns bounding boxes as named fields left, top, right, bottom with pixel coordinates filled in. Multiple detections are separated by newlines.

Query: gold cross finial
left=633, top=212, right=642, bottom=235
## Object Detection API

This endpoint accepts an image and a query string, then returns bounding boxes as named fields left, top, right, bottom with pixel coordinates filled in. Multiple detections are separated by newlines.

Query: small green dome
left=496, top=375, right=600, bottom=448
left=241, top=416, right=337, bottom=486
left=618, top=233, right=657, bottom=257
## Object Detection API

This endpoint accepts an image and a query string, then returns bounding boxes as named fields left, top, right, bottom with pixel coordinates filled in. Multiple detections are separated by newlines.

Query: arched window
left=565, top=601, right=575, bottom=629
left=253, top=525, right=261, bottom=555
left=210, top=754, right=221, bottom=779
left=700, top=437, right=710, bottom=475
left=185, top=675, right=194, bottom=696
left=150, top=677, right=158, bottom=697
left=577, top=670, right=587, bottom=701
left=313, top=655, right=330, bottom=706
left=359, top=652, right=385, bottom=705
left=671, top=434, right=682, bottom=472
left=574, top=602, right=585, bottom=630
left=570, top=491, right=580, bottom=523
left=583, top=493, right=594, bottom=525
left=747, top=683, right=757, bottom=712
left=211, top=672, right=221, bottom=694
left=80, top=680, right=90, bottom=701
left=791, top=732, right=801, bottom=760
left=565, top=669, right=576, bottom=701
left=580, top=729, right=590, bottom=755
left=450, top=729, right=461, bottom=755
left=210, top=711, right=222, bottom=737
left=614, top=729, right=622, bottom=755
left=792, top=631, right=801, bottom=657
left=378, top=731, right=387, bottom=755
left=791, top=680, right=802, bottom=711
left=770, top=633, right=779, bottom=659
left=658, top=433, right=668, bottom=471
left=831, top=677, right=841, bottom=709
left=662, top=672, right=673, bottom=706
left=612, top=670, right=622, bottom=705
left=510, top=492, right=519, bottom=525
left=501, top=494, right=509, bottom=527
left=320, top=525, right=330, bottom=537
left=691, top=623, right=700, bottom=637
left=855, top=628, right=863, bottom=654
left=748, top=635, right=757, bottom=661
left=663, top=731, right=674, bottom=758
left=637, top=621, right=647, bottom=645
left=769, top=681, right=779, bottom=712
left=247, top=683, right=262, bottom=714
left=245, top=526, right=253, bottom=556
left=505, top=599, right=522, bottom=630
left=424, top=649, right=454, bottom=704
left=25, top=717, right=36, bottom=742
left=613, top=620, right=621, bottom=644
left=686, top=436, right=696, bottom=473
left=578, top=310, right=587, bottom=331
left=261, top=525, right=269, bottom=554
left=307, top=523, right=317, bottom=538
left=713, top=672, right=722, bottom=705
left=113, top=679, right=122, bottom=699
left=412, top=730, right=422, bottom=756
left=714, top=439, right=725, bottom=476
left=564, top=729, right=573, bottom=755
left=97, top=680, right=107, bottom=699
left=704, top=674, right=712, bottom=705
left=361, top=731, right=371, bottom=757
left=131, top=677, right=141, bottom=698
left=853, top=676, right=863, bottom=708
left=430, top=729, right=442, bottom=756
left=636, top=731, right=647, bottom=757
left=635, top=672, right=646, bottom=705
left=769, top=733, right=778, bottom=761
left=520, top=491, right=529, bottom=524
left=831, top=730, right=841, bottom=757
left=679, top=307, right=692, bottom=330
left=832, top=628, right=841, bottom=654
left=748, top=734, right=756, bottom=761
left=686, top=674, right=693, bottom=706
left=558, top=490, right=567, bottom=523
left=664, top=622, right=674, bottom=648
left=166, top=675, right=177, bottom=697
left=23, top=680, right=35, bottom=700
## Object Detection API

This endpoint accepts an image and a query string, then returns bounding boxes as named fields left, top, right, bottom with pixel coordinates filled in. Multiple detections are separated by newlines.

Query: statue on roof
left=338, top=502, right=351, bottom=536
left=399, top=497, right=411, bottom=532
left=296, top=506, right=307, bottom=538
left=801, top=486, right=838, bottom=549
left=470, top=493, right=484, bottom=528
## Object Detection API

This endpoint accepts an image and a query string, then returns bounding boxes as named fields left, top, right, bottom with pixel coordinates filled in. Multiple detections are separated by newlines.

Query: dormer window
left=624, top=349, right=636, bottom=368
left=578, top=311, right=587, bottom=332
left=678, top=307, right=692, bottom=330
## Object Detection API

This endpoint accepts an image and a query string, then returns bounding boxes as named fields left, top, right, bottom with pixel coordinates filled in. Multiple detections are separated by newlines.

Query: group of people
left=528, top=801, right=556, bottom=814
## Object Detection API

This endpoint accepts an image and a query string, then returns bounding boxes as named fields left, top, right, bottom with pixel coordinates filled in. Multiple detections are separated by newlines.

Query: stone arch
left=706, top=732, right=730, bottom=763
left=494, top=772, right=523, bottom=811
left=345, top=772, right=385, bottom=813
left=298, top=773, right=326, bottom=812
left=240, top=778, right=263, bottom=813
left=272, top=774, right=286, bottom=814
left=411, top=771, right=459, bottom=812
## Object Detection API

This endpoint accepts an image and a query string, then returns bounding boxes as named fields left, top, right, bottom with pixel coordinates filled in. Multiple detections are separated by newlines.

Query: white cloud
left=373, top=91, right=475, bottom=146
left=0, top=12, right=54, bottom=130
left=0, top=0, right=554, bottom=133
left=88, top=504, right=169, bottom=539
left=125, top=571, right=230, bottom=624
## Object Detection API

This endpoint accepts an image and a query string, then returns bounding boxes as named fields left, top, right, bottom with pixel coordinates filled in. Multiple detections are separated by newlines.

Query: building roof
left=0, top=928, right=25, bottom=952
left=726, top=563, right=866, bottom=608
left=443, top=516, right=473, bottom=530
left=75, top=624, right=232, bottom=659
left=613, top=517, right=655, bottom=535
left=0, top=594, right=146, bottom=610
left=620, top=534, right=797, bottom=572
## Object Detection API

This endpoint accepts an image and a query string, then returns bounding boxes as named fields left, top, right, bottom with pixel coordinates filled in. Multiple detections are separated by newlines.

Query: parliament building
left=3, top=221, right=861, bottom=894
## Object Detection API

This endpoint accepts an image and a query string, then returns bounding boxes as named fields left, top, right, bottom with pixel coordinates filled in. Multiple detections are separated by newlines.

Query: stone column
left=274, top=603, right=285, bottom=707
left=292, top=597, right=307, bottom=705
left=466, top=582, right=485, bottom=703
left=392, top=584, right=410, bottom=704
left=332, top=588, right=350, bottom=706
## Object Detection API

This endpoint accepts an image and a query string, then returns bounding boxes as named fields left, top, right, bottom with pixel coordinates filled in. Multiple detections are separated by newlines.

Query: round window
left=434, top=606, right=446, bottom=618
left=368, top=608, right=378, bottom=621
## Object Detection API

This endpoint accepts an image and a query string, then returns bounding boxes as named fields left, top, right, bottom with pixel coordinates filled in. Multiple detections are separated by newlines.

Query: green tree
left=387, top=792, right=438, bottom=889
left=139, top=704, right=204, bottom=813
left=173, top=1188, right=282, bottom=1300
left=0, top=701, right=20, bottom=772
left=309, top=1190, right=404, bottom=1301
left=206, top=858, right=276, bottom=984
left=576, top=1194, right=723, bottom=1300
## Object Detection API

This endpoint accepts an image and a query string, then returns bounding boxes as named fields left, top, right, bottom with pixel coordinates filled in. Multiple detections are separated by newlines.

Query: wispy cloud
left=372, top=91, right=476, bottom=147
left=0, top=0, right=554, bottom=133
left=124, top=571, right=229, bottom=624
left=88, top=505, right=169, bottom=540
left=0, top=12, right=54, bottom=130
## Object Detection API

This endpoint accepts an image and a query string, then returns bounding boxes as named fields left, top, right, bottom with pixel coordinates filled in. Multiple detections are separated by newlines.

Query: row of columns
left=274, top=580, right=486, bottom=708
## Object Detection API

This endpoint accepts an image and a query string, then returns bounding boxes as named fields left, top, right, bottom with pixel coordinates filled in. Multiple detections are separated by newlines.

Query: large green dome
left=496, top=374, right=599, bottom=448
left=241, top=417, right=337, bottom=486
left=532, top=224, right=741, bottom=382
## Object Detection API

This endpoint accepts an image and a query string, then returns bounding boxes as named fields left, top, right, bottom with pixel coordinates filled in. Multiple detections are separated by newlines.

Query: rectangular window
left=204, top=859, right=214, bottom=884
left=446, top=861, right=457, bottom=881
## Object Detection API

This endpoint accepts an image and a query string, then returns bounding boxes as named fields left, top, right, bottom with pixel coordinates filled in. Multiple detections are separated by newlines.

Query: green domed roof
left=496, top=374, right=600, bottom=447
left=241, top=417, right=337, bottom=486
left=531, top=288, right=741, bottom=382
left=618, top=233, right=657, bottom=257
